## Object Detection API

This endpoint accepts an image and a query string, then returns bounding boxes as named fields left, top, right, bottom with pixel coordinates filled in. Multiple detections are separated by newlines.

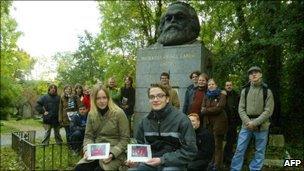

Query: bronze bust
left=157, top=2, right=200, bottom=46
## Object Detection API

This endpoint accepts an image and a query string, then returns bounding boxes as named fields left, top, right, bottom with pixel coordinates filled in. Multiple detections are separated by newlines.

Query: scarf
left=206, top=88, right=221, bottom=99
left=97, top=106, right=109, bottom=116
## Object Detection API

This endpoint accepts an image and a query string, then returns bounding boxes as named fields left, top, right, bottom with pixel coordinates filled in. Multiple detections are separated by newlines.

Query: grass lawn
left=0, top=118, right=43, bottom=134
left=35, top=144, right=81, bottom=170
left=0, top=147, right=27, bottom=170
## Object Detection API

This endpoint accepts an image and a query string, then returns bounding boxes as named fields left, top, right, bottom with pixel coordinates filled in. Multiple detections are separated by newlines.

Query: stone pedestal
left=264, top=134, right=289, bottom=167
left=133, top=43, right=210, bottom=134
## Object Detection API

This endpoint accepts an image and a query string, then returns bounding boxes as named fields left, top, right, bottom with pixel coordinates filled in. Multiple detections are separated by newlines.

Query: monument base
left=133, top=43, right=211, bottom=135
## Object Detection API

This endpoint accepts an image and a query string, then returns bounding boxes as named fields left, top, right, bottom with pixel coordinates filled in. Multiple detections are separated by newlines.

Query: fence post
left=30, top=142, right=36, bottom=170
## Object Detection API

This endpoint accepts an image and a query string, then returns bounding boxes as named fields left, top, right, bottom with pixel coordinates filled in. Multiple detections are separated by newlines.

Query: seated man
left=126, top=83, right=197, bottom=170
left=70, top=104, right=88, bottom=153
left=188, top=113, right=214, bottom=171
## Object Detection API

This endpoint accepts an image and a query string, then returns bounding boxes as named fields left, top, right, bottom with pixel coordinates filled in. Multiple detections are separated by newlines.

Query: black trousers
left=223, top=124, right=238, bottom=165
left=74, top=160, right=103, bottom=171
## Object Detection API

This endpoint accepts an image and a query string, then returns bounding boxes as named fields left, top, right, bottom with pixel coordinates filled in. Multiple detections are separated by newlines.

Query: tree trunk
left=262, top=1, right=283, bottom=132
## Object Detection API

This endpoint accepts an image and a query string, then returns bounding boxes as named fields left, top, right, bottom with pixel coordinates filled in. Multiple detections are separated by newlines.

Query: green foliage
left=98, top=1, right=162, bottom=53
left=55, top=30, right=136, bottom=88
left=101, top=55, right=136, bottom=87
left=1, top=2, right=35, bottom=120
left=55, top=32, right=105, bottom=87
left=192, top=1, right=303, bottom=142
left=27, top=80, right=49, bottom=96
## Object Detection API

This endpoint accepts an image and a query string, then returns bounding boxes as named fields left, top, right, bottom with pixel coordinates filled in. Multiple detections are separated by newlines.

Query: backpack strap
left=244, top=86, right=250, bottom=112
left=262, top=85, right=268, bottom=108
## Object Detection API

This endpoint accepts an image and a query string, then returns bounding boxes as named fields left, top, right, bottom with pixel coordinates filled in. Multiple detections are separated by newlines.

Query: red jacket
left=82, top=94, right=90, bottom=111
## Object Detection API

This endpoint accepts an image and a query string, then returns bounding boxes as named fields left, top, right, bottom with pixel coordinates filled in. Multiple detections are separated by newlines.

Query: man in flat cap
left=231, top=66, right=274, bottom=171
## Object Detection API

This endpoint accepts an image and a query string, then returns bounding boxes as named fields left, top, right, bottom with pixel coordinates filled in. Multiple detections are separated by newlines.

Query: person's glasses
left=149, top=93, right=166, bottom=100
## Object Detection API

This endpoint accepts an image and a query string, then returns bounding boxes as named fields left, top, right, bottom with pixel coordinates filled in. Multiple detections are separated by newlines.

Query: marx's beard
left=157, top=24, right=197, bottom=46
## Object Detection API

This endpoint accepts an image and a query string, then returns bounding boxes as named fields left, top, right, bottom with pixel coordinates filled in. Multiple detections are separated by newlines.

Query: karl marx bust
left=157, top=2, right=200, bottom=46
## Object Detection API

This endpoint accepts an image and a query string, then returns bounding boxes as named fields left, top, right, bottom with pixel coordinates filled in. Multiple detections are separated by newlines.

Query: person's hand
left=44, top=111, right=49, bottom=115
left=125, top=160, right=139, bottom=168
left=246, top=121, right=258, bottom=131
left=145, top=158, right=161, bottom=167
left=83, top=146, right=88, bottom=159
left=102, top=153, right=113, bottom=164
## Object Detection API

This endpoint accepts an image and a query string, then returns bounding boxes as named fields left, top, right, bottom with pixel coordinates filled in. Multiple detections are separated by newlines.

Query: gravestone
left=22, top=103, right=32, bottom=118
left=133, top=43, right=211, bottom=134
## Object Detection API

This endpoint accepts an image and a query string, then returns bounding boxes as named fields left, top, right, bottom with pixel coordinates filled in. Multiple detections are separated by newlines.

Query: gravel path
left=1, top=128, right=66, bottom=146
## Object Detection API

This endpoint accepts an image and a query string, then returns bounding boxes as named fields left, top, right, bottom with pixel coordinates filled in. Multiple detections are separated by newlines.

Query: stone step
left=264, top=159, right=284, bottom=167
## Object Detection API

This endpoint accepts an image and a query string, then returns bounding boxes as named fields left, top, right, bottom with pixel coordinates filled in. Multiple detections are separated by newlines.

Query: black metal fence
left=11, top=131, right=81, bottom=170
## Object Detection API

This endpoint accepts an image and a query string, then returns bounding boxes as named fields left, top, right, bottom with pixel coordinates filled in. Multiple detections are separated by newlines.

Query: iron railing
left=11, top=131, right=81, bottom=170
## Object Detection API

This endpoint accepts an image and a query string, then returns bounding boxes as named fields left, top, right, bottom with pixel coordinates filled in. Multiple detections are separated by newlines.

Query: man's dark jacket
left=225, top=90, right=240, bottom=124
left=183, top=84, right=196, bottom=114
left=135, top=104, right=197, bottom=167
left=35, top=94, right=60, bottom=125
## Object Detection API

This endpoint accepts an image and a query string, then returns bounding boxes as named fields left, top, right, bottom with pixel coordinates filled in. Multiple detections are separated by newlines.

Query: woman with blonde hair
left=75, top=84, right=130, bottom=171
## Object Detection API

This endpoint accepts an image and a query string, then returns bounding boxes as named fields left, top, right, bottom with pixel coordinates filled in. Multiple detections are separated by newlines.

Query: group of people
left=35, top=83, right=89, bottom=153
left=35, top=66, right=274, bottom=171
left=35, top=76, right=135, bottom=155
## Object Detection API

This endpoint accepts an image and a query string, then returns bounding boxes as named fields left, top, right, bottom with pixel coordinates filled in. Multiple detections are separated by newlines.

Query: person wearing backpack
left=230, top=66, right=274, bottom=171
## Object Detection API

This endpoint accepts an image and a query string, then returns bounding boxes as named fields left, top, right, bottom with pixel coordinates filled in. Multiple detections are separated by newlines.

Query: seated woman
left=188, top=113, right=214, bottom=171
left=201, top=78, right=228, bottom=171
left=75, top=84, right=130, bottom=171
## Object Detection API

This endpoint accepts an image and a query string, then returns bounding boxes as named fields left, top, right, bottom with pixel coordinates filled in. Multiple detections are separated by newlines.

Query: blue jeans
left=230, top=128, right=268, bottom=171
